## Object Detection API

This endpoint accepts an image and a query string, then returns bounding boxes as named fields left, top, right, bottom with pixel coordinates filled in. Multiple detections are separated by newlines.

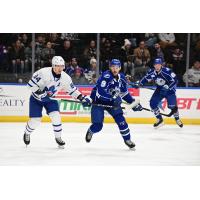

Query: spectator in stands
left=61, top=33, right=79, bottom=41
left=20, top=33, right=29, bottom=48
left=84, top=58, right=97, bottom=84
left=65, top=57, right=83, bottom=76
left=170, top=47, right=185, bottom=84
left=83, top=40, right=97, bottom=64
left=49, top=33, right=62, bottom=48
left=158, top=33, right=177, bottom=49
left=41, top=41, right=55, bottom=67
left=100, top=38, right=114, bottom=71
left=120, top=39, right=134, bottom=63
left=144, top=33, right=157, bottom=48
left=34, top=34, right=46, bottom=69
left=56, top=40, right=76, bottom=63
left=0, top=43, right=9, bottom=72
left=9, top=39, right=25, bottom=73
left=72, top=66, right=89, bottom=85
left=123, top=56, right=135, bottom=76
left=120, top=39, right=134, bottom=75
left=183, top=60, right=200, bottom=87
left=134, top=40, right=151, bottom=67
left=150, top=43, right=165, bottom=65
left=35, top=34, right=45, bottom=51
left=24, top=41, right=42, bottom=71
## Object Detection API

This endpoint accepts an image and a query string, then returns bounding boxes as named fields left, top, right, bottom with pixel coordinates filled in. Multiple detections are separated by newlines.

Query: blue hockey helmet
left=153, top=58, right=163, bottom=65
left=109, top=59, right=121, bottom=68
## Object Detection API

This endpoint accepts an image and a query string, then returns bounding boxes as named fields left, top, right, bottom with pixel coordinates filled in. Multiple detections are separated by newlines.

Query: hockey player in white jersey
left=23, top=56, right=92, bottom=147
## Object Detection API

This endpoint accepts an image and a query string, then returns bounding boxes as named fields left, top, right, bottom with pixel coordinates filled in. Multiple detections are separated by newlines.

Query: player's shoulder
left=119, top=73, right=127, bottom=81
left=33, top=67, right=51, bottom=78
left=101, top=70, right=113, bottom=80
left=147, top=68, right=155, bottom=74
left=39, top=67, right=52, bottom=76
left=162, top=66, right=173, bottom=73
left=162, top=67, right=176, bottom=77
left=61, top=71, right=72, bottom=81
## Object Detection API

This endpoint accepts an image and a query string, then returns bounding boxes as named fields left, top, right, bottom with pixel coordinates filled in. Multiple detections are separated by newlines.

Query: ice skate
left=85, top=130, right=93, bottom=143
left=175, top=118, right=183, bottom=128
left=55, top=137, right=65, bottom=148
left=153, top=118, right=164, bottom=129
left=124, top=140, right=136, bottom=149
left=23, top=133, right=30, bottom=146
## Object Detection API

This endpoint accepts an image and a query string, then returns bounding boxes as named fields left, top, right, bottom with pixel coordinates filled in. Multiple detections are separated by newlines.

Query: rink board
left=0, top=84, right=200, bottom=124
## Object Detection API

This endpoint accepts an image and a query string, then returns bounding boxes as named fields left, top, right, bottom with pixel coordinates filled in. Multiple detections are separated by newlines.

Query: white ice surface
left=0, top=123, right=200, bottom=165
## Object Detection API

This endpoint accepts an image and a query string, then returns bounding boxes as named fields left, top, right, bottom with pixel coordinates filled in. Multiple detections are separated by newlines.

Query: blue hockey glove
left=81, top=95, right=92, bottom=107
left=112, top=96, right=122, bottom=107
left=160, top=84, right=169, bottom=95
left=132, top=103, right=143, bottom=111
left=130, top=80, right=140, bottom=88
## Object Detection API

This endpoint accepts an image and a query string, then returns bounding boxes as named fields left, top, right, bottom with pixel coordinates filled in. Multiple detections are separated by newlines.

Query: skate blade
left=129, top=147, right=136, bottom=151
left=154, top=122, right=164, bottom=129
left=58, top=145, right=65, bottom=149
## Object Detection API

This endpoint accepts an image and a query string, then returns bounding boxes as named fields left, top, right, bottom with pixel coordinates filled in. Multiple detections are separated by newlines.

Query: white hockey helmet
left=52, top=56, right=65, bottom=67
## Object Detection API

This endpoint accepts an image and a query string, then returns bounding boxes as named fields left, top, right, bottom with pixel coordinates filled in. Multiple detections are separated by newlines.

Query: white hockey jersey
left=27, top=67, right=81, bottom=101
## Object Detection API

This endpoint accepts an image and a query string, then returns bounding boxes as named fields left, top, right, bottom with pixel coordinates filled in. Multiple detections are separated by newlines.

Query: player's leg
left=150, top=90, right=164, bottom=128
left=166, top=93, right=183, bottom=128
left=108, top=108, right=135, bottom=149
left=23, top=96, right=42, bottom=145
left=45, top=100, right=65, bottom=147
left=85, top=105, right=104, bottom=142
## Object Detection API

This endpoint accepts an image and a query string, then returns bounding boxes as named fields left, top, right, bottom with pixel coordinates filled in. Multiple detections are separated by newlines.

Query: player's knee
left=114, top=114, right=128, bottom=128
left=28, top=117, right=41, bottom=128
left=168, top=105, right=178, bottom=112
left=49, top=111, right=61, bottom=125
left=91, top=123, right=103, bottom=132
left=150, top=99, right=157, bottom=109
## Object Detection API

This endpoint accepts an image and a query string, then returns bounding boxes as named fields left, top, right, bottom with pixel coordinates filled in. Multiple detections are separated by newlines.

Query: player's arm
left=27, top=70, right=44, bottom=93
left=163, top=70, right=177, bottom=90
left=139, top=69, right=154, bottom=86
left=121, top=77, right=143, bottom=111
left=62, top=73, right=92, bottom=106
left=27, top=70, right=52, bottom=101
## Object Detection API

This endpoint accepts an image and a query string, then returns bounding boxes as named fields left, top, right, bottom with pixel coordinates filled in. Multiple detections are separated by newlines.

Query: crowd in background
left=0, top=33, right=200, bottom=86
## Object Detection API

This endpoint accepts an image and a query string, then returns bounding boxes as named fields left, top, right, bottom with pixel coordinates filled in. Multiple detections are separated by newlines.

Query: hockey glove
left=131, top=80, right=140, bottom=88
left=80, top=95, right=92, bottom=107
left=132, top=103, right=143, bottom=111
left=34, top=89, right=51, bottom=102
left=112, top=96, right=122, bottom=107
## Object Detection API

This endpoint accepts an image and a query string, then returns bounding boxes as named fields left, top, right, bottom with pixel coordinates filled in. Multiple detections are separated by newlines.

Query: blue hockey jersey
left=91, top=70, right=134, bottom=105
left=140, top=67, right=177, bottom=93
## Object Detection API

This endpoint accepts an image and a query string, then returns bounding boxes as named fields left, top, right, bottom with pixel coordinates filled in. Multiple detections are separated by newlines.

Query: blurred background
left=0, top=33, right=199, bottom=87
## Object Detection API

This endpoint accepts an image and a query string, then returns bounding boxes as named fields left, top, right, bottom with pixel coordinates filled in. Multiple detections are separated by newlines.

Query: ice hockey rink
left=0, top=122, right=200, bottom=166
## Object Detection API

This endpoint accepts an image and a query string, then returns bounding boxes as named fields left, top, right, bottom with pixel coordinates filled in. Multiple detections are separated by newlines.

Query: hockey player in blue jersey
left=85, top=59, right=143, bottom=149
left=138, top=58, right=183, bottom=128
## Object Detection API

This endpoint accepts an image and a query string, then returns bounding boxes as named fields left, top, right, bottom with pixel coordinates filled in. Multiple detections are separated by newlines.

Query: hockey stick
left=129, top=82, right=155, bottom=91
left=52, top=98, right=139, bottom=111
left=141, top=107, right=176, bottom=117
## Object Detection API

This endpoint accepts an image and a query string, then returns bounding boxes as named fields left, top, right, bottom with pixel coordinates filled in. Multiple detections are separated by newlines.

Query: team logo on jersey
left=109, top=87, right=120, bottom=97
left=155, top=78, right=166, bottom=86
left=101, top=80, right=107, bottom=87
left=104, top=74, right=110, bottom=78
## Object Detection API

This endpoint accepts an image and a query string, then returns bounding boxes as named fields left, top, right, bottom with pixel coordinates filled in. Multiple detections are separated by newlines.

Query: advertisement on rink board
left=0, top=84, right=200, bottom=122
